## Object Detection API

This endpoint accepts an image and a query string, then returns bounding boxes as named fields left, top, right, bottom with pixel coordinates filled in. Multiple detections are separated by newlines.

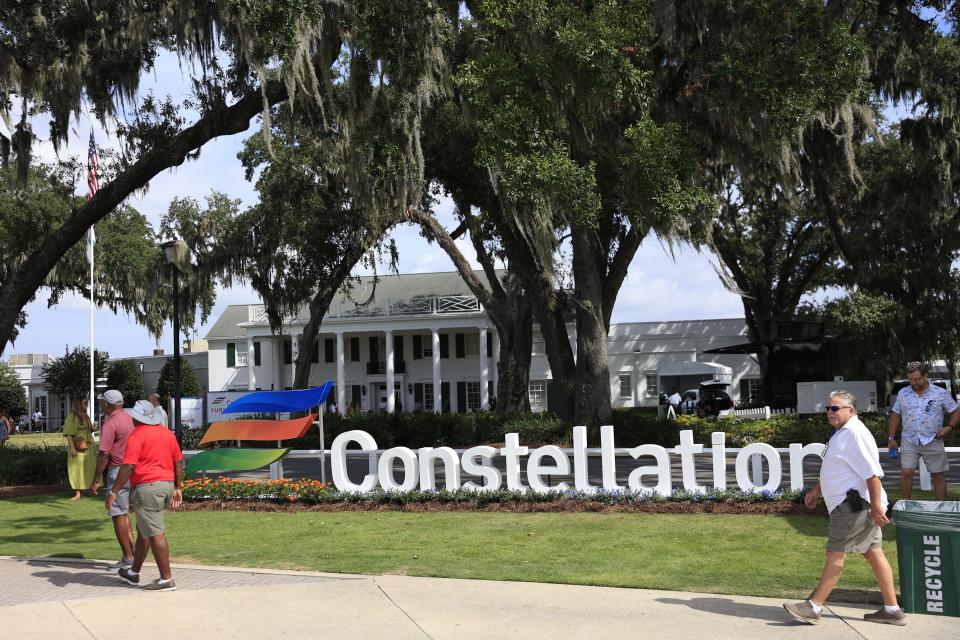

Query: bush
left=0, top=445, right=68, bottom=486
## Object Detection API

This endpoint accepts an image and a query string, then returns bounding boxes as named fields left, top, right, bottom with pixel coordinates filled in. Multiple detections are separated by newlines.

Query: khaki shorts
left=133, top=481, right=174, bottom=538
left=901, top=438, right=950, bottom=473
left=827, top=499, right=882, bottom=553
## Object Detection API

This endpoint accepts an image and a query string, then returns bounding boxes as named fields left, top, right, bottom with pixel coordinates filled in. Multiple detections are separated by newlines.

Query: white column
left=273, top=337, right=282, bottom=390
left=385, top=330, right=395, bottom=414
left=432, top=328, right=442, bottom=414
left=479, top=327, right=489, bottom=410
left=246, top=338, right=256, bottom=391
left=290, top=334, right=299, bottom=389
left=492, top=330, right=501, bottom=398
left=336, top=332, right=346, bottom=412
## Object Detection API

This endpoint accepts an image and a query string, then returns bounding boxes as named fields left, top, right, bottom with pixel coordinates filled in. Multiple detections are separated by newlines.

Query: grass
left=3, top=488, right=956, bottom=599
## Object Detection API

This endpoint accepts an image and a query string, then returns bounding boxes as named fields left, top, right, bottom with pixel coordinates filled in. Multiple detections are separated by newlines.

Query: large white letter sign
left=675, top=430, right=705, bottom=492
left=572, top=426, right=597, bottom=494
left=600, top=425, right=620, bottom=491
left=788, top=442, right=826, bottom=491
left=711, top=432, right=727, bottom=490
left=502, top=433, right=529, bottom=491
left=378, top=447, right=419, bottom=492
left=331, top=430, right=379, bottom=493
left=461, top=446, right=502, bottom=492
left=626, top=444, right=671, bottom=496
left=735, top=443, right=782, bottom=492
left=527, top=445, right=570, bottom=493
left=418, top=446, right=461, bottom=491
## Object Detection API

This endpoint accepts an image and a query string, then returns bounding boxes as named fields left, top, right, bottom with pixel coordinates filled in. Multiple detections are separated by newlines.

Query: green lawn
left=3, top=492, right=946, bottom=599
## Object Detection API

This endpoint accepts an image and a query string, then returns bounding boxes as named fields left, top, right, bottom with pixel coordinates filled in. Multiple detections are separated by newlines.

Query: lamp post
left=161, top=240, right=188, bottom=447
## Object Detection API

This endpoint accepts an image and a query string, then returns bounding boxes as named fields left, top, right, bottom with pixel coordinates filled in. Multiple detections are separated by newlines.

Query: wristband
left=887, top=436, right=896, bottom=440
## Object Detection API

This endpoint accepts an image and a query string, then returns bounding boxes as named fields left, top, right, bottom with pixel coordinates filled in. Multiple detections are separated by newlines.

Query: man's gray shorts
left=827, top=500, right=882, bottom=553
left=106, top=466, right=130, bottom=517
left=132, top=481, right=174, bottom=538
left=901, top=438, right=950, bottom=473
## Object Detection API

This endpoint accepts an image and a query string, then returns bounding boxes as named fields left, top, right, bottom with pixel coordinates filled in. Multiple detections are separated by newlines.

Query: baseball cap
left=124, top=399, right=164, bottom=425
left=96, top=389, right=123, bottom=405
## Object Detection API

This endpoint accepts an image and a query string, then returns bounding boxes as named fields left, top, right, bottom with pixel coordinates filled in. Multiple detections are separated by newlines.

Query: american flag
left=86, top=130, right=99, bottom=199
left=86, top=130, right=98, bottom=264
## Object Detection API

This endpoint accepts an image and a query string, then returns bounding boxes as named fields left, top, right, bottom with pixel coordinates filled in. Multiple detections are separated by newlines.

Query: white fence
left=718, top=406, right=795, bottom=420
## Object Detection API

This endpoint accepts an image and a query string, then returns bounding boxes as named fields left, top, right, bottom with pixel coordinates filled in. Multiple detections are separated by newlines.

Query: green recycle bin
left=891, top=500, right=960, bottom=616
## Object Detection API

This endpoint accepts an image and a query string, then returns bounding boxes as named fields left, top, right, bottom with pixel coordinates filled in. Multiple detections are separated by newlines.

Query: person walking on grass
left=887, top=361, right=957, bottom=501
left=783, top=390, right=905, bottom=626
left=89, top=390, right=136, bottom=570
left=106, top=400, right=183, bottom=591
left=63, top=397, right=97, bottom=500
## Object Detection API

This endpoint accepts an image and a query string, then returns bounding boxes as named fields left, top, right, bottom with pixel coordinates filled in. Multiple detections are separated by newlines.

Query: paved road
left=221, top=450, right=960, bottom=493
left=3, top=557, right=956, bottom=639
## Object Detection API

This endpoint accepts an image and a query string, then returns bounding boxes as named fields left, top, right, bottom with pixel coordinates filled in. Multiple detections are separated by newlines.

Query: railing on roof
left=247, top=295, right=481, bottom=323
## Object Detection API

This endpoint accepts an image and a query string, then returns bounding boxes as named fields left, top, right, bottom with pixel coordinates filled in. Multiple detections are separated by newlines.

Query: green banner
left=185, top=448, right=291, bottom=476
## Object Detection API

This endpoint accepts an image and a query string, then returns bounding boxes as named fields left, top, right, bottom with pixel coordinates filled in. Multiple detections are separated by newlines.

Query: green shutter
left=455, top=333, right=465, bottom=358
left=350, top=337, right=360, bottom=362
left=253, top=341, right=261, bottom=366
left=440, top=381, right=451, bottom=413
left=487, top=334, right=493, bottom=357
left=395, top=336, right=404, bottom=362
left=439, top=334, right=449, bottom=359
left=325, top=338, right=335, bottom=363
left=369, top=336, right=378, bottom=363
left=456, top=381, right=467, bottom=413
left=227, top=343, right=236, bottom=367
left=412, top=335, right=422, bottom=359
left=283, top=340, right=292, bottom=365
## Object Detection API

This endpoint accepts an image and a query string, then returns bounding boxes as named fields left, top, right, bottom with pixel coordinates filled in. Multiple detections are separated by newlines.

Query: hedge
left=220, top=408, right=951, bottom=451
left=0, top=445, right=68, bottom=486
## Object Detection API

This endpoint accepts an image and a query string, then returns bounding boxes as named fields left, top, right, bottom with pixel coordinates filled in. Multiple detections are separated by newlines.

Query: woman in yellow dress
left=63, top=398, right=97, bottom=500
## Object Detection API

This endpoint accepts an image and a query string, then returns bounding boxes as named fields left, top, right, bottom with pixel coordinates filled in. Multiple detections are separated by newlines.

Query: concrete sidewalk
left=2, top=557, right=954, bottom=640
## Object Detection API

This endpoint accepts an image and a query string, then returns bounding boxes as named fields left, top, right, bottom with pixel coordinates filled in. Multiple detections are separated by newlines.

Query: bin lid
left=892, top=500, right=960, bottom=531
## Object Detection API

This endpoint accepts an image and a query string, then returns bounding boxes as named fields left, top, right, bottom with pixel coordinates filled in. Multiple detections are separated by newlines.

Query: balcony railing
left=247, top=295, right=481, bottom=323
left=367, top=361, right=406, bottom=375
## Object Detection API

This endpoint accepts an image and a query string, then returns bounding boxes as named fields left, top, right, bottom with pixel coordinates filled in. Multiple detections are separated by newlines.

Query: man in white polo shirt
left=888, top=361, right=958, bottom=500
left=784, top=390, right=905, bottom=626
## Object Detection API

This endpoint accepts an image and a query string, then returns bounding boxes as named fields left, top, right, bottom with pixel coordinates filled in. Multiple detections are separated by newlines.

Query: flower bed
left=180, top=478, right=813, bottom=514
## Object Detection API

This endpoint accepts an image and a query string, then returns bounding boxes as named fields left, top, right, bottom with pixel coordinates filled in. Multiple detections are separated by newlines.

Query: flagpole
left=89, top=228, right=95, bottom=423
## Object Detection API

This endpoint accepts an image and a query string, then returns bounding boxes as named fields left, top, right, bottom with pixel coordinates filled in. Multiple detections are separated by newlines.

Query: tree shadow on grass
left=655, top=596, right=796, bottom=626
left=0, top=515, right=108, bottom=546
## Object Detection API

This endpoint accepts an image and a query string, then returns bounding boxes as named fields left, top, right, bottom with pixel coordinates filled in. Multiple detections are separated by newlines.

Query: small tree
left=41, top=347, right=110, bottom=400
left=106, top=359, right=145, bottom=408
left=156, top=358, right=201, bottom=402
left=0, top=363, right=28, bottom=417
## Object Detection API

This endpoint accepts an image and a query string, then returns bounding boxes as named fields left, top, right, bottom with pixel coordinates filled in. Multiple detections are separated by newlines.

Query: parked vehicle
left=683, top=380, right=734, bottom=417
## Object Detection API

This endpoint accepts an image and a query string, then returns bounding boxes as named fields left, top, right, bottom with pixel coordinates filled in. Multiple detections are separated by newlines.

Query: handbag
left=73, top=435, right=89, bottom=452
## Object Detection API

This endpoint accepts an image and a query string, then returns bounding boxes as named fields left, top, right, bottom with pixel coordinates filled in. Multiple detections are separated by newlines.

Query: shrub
left=0, top=445, right=68, bottom=486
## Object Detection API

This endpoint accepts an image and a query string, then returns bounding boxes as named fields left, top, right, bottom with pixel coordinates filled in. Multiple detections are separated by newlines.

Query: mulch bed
left=174, top=499, right=826, bottom=515
left=0, top=484, right=68, bottom=499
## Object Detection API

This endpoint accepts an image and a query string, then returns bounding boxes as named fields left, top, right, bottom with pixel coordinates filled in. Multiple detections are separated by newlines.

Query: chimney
left=153, top=348, right=164, bottom=356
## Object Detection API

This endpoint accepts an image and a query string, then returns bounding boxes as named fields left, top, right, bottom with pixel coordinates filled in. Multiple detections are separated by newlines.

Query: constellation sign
left=330, top=427, right=828, bottom=494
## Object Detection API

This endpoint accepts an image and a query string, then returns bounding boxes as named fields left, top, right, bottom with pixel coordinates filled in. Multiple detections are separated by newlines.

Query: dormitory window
left=645, top=374, right=658, bottom=397
left=619, top=374, right=632, bottom=399
left=466, top=381, right=481, bottom=411
left=529, top=380, right=546, bottom=412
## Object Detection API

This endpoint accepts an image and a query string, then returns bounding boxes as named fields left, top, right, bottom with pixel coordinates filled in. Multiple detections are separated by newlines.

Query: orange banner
left=199, top=414, right=318, bottom=446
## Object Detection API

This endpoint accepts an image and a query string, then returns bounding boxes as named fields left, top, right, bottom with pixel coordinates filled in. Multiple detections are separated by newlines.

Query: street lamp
left=161, top=239, right=192, bottom=447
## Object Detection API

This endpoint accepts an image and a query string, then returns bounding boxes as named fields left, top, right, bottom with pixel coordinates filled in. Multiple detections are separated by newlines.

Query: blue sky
left=5, top=51, right=747, bottom=361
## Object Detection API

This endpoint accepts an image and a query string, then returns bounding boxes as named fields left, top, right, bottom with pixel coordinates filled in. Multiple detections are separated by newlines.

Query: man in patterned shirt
left=888, top=361, right=958, bottom=500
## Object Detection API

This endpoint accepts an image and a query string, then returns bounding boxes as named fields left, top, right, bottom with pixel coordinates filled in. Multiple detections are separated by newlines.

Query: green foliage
left=156, top=358, right=202, bottom=401
left=105, top=360, right=145, bottom=408
left=0, top=445, right=67, bottom=486
left=0, top=363, right=27, bottom=418
left=40, top=347, right=110, bottom=399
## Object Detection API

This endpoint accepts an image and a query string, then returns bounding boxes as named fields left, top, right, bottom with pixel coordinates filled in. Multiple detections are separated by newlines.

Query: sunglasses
left=826, top=405, right=851, bottom=412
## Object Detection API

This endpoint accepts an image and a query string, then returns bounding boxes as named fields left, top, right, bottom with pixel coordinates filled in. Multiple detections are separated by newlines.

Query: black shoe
left=118, top=567, right=140, bottom=585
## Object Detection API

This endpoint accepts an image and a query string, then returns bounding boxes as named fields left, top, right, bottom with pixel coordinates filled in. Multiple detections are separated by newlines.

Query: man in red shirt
left=106, top=399, right=183, bottom=591
left=90, top=389, right=135, bottom=569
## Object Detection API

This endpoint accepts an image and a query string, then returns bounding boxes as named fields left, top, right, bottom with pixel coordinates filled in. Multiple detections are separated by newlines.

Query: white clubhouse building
left=204, top=271, right=761, bottom=413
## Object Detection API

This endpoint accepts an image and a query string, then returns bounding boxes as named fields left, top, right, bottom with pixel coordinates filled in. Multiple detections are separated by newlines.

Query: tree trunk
left=571, top=232, right=611, bottom=428
left=492, top=293, right=532, bottom=413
